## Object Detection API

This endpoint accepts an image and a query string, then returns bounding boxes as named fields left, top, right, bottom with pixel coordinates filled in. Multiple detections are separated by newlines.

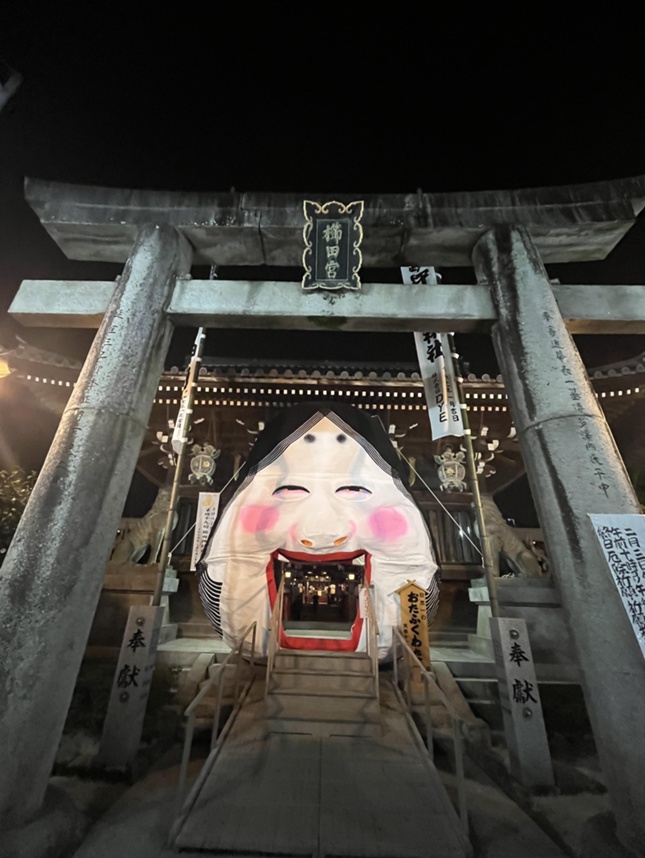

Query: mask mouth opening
left=266, top=549, right=371, bottom=652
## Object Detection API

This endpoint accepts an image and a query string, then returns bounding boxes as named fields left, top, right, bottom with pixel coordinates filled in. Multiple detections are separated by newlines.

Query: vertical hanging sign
left=401, top=266, right=464, bottom=440
left=172, top=328, right=205, bottom=453
left=172, top=388, right=190, bottom=454
left=190, top=492, right=221, bottom=571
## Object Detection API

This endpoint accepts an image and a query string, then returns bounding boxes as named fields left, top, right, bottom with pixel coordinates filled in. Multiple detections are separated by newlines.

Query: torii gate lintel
left=10, top=279, right=645, bottom=335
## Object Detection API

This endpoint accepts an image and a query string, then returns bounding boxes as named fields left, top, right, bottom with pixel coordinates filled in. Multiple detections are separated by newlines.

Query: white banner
left=589, top=513, right=645, bottom=658
left=191, top=492, right=220, bottom=571
left=171, top=328, right=204, bottom=453
left=171, top=389, right=190, bottom=454
left=401, top=266, right=464, bottom=439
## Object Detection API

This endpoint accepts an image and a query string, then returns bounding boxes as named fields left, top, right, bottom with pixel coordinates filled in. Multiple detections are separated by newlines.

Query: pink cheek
left=239, top=504, right=279, bottom=534
left=368, top=507, right=408, bottom=542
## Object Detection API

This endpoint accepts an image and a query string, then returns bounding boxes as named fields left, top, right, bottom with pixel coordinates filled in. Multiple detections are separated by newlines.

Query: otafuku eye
left=272, top=485, right=310, bottom=500
left=335, top=485, right=372, bottom=499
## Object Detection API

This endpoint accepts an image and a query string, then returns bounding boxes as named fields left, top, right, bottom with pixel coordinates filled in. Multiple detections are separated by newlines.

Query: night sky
left=1, top=11, right=645, bottom=472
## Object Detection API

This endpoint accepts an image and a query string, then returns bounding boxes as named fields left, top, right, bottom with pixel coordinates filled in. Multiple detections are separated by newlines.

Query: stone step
left=198, top=675, right=238, bottom=695
left=173, top=651, right=214, bottom=706
left=274, top=650, right=372, bottom=674
left=263, top=718, right=383, bottom=738
left=157, top=649, right=207, bottom=669
left=270, top=669, right=375, bottom=695
left=192, top=674, right=244, bottom=720
left=445, top=673, right=503, bottom=731
left=468, top=699, right=504, bottom=731
left=453, top=677, right=500, bottom=701
left=158, top=622, right=178, bottom=644
left=430, top=631, right=471, bottom=644
left=157, top=637, right=231, bottom=668
left=269, top=686, right=376, bottom=699
left=432, top=640, right=471, bottom=649
left=266, top=691, right=381, bottom=725
left=177, top=621, right=219, bottom=639
left=439, top=659, right=496, bottom=680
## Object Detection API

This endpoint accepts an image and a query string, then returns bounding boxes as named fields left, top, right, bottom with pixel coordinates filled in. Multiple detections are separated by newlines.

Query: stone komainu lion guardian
left=480, top=494, right=547, bottom=578
left=110, top=487, right=176, bottom=565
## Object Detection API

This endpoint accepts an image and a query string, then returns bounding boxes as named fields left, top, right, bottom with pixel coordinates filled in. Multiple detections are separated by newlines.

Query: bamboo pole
left=153, top=326, right=206, bottom=606
left=446, top=332, right=500, bottom=617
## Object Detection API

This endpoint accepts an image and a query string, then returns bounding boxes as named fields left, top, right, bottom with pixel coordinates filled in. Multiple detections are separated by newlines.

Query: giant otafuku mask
left=197, top=404, right=439, bottom=659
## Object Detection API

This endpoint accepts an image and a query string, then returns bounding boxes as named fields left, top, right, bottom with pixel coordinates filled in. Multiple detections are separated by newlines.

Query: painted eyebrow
left=272, top=485, right=310, bottom=495
left=335, top=485, right=372, bottom=494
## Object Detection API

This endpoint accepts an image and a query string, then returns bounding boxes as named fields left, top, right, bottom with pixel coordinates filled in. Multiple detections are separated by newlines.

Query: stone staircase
left=430, top=627, right=472, bottom=649
left=435, top=657, right=504, bottom=741
left=156, top=637, right=232, bottom=713
left=172, top=658, right=472, bottom=856
left=266, top=649, right=381, bottom=736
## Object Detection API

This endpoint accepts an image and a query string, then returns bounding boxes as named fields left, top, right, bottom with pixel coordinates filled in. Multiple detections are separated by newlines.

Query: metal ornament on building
left=462, top=439, right=498, bottom=477
left=188, top=444, right=220, bottom=486
left=154, top=430, right=176, bottom=469
left=434, top=448, right=467, bottom=492
left=302, top=200, right=364, bottom=291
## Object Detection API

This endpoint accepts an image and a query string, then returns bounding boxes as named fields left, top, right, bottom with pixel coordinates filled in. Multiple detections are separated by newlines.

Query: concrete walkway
left=171, top=677, right=470, bottom=857
left=69, top=749, right=568, bottom=858
left=68, top=666, right=571, bottom=858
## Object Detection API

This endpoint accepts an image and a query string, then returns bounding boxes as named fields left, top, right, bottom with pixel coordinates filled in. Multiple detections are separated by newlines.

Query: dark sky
left=1, top=11, right=645, bottom=371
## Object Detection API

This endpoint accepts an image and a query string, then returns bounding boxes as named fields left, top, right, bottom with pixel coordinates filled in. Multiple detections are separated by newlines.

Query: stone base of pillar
left=497, top=578, right=575, bottom=666
left=86, top=565, right=179, bottom=658
left=467, top=632, right=494, bottom=657
left=581, top=812, right=640, bottom=858
left=0, top=786, right=83, bottom=858
left=468, top=581, right=494, bottom=657
left=468, top=577, right=578, bottom=668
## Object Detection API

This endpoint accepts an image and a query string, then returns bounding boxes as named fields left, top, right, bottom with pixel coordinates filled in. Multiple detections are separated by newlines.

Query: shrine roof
left=24, top=176, right=645, bottom=267
left=6, top=341, right=645, bottom=390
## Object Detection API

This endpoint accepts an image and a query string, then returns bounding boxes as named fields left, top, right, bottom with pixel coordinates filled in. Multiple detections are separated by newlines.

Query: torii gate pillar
left=473, top=225, right=645, bottom=855
left=0, top=224, right=191, bottom=832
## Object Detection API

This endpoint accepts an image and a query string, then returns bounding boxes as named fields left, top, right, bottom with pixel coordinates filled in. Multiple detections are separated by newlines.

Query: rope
left=168, top=463, right=244, bottom=555
left=397, top=450, right=483, bottom=558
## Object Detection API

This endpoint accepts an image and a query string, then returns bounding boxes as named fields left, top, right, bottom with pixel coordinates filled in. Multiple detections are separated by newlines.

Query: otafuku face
left=200, top=415, right=438, bottom=658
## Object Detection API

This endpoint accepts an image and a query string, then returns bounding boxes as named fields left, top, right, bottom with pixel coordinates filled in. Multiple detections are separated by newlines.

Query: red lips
left=266, top=549, right=371, bottom=652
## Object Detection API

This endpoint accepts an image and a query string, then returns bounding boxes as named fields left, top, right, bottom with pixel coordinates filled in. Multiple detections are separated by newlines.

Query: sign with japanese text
left=302, top=200, right=364, bottom=291
left=589, top=513, right=645, bottom=658
left=171, top=389, right=190, bottom=454
left=489, top=616, right=554, bottom=788
left=402, top=266, right=464, bottom=440
left=98, top=605, right=165, bottom=769
left=191, top=491, right=220, bottom=571
left=172, top=328, right=204, bottom=453
left=396, top=580, right=431, bottom=669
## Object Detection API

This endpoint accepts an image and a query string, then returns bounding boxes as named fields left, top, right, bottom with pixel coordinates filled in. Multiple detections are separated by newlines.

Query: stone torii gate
left=2, top=177, right=645, bottom=854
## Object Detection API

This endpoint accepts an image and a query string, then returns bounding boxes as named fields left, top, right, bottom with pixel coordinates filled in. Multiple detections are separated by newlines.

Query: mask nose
left=296, top=500, right=350, bottom=551
left=299, top=534, right=349, bottom=549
